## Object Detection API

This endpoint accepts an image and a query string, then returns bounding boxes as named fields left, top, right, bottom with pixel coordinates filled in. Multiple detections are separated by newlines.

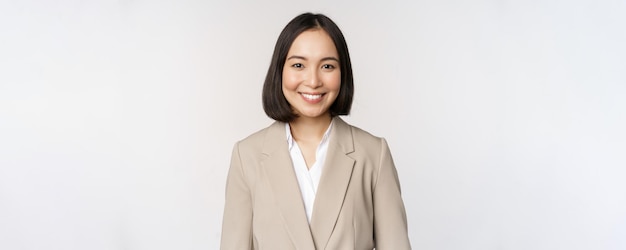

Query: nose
left=304, top=68, right=322, bottom=88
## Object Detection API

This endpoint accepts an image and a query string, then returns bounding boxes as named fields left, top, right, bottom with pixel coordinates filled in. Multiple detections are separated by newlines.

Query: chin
left=299, top=112, right=330, bottom=119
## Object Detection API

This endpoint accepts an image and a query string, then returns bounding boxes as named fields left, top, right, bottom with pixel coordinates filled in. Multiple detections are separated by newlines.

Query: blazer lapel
left=310, top=117, right=356, bottom=249
left=260, top=121, right=316, bottom=250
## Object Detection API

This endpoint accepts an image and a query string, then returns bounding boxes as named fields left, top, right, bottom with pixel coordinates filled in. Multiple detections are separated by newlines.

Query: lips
left=299, top=92, right=324, bottom=103
left=301, top=93, right=322, bottom=100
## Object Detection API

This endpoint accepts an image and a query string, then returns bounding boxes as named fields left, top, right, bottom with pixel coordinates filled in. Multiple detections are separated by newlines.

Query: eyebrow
left=286, top=55, right=339, bottom=62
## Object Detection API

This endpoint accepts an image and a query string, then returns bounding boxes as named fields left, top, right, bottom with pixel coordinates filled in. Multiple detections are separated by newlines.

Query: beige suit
left=221, top=117, right=411, bottom=250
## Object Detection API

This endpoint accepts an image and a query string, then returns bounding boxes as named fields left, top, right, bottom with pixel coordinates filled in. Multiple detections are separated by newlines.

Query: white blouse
left=285, top=121, right=333, bottom=223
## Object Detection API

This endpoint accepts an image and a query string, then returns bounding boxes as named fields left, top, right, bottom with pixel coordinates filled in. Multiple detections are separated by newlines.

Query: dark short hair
left=262, top=13, right=354, bottom=122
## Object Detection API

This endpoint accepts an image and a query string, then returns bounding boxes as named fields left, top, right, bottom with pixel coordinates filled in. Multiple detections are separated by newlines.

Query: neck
left=289, top=115, right=332, bottom=142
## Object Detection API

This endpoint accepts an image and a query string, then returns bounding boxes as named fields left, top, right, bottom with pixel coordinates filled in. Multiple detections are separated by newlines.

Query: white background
left=1, top=0, right=625, bottom=249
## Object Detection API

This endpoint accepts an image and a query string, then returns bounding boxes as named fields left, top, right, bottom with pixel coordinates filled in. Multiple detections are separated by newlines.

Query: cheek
left=324, top=72, right=341, bottom=91
left=281, top=71, right=299, bottom=91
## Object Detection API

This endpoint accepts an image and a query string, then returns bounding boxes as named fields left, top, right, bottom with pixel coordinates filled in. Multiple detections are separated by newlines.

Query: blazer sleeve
left=220, top=142, right=253, bottom=250
left=373, top=138, right=411, bottom=250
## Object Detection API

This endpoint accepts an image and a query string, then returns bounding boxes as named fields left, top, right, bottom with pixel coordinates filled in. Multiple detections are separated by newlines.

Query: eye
left=292, top=63, right=304, bottom=68
left=322, top=64, right=336, bottom=69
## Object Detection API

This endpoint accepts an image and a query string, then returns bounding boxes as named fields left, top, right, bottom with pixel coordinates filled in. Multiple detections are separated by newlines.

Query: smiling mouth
left=300, top=93, right=324, bottom=101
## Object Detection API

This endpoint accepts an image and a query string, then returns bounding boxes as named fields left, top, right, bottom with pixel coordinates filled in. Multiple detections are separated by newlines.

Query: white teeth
left=301, top=93, right=322, bottom=100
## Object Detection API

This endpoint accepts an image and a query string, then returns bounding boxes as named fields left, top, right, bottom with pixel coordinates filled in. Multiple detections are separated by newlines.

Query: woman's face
left=282, top=29, right=341, bottom=121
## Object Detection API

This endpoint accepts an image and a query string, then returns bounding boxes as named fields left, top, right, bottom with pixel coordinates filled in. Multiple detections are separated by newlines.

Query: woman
left=221, top=13, right=411, bottom=250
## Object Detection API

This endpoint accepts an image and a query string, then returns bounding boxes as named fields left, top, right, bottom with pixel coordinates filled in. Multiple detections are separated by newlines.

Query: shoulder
left=335, top=118, right=389, bottom=155
left=337, top=119, right=394, bottom=186
left=350, top=124, right=384, bottom=145
left=234, top=121, right=284, bottom=153
left=338, top=118, right=385, bottom=145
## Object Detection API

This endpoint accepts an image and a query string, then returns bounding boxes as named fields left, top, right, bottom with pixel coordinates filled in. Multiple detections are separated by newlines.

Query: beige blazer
left=221, top=117, right=411, bottom=250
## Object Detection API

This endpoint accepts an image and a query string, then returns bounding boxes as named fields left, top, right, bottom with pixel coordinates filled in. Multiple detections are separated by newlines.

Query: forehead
left=287, top=29, right=338, bottom=57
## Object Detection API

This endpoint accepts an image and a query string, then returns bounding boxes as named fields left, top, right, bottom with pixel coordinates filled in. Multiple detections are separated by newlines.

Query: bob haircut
left=262, top=13, right=354, bottom=122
